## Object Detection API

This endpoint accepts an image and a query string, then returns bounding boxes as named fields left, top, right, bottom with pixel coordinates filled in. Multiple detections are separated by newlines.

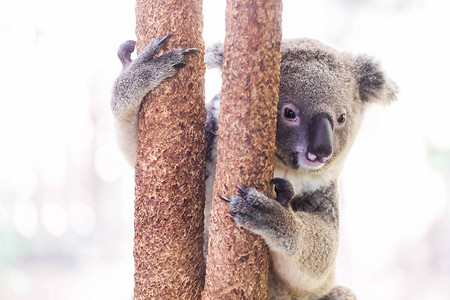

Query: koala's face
left=275, top=39, right=397, bottom=173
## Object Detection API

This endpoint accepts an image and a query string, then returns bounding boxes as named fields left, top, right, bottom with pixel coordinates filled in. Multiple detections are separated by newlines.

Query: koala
left=111, top=35, right=398, bottom=300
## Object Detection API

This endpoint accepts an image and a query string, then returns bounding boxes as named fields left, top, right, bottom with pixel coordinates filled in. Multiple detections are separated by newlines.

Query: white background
left=0, top=0, right=449, bottom=299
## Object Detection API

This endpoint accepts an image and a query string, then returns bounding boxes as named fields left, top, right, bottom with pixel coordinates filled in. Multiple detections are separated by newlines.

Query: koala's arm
left=111, top=34, right=198, bottom=165
left=223, top=179, right=342, bottom=298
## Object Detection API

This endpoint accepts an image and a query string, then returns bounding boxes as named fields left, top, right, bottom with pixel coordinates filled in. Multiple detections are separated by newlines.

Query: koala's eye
left=284, top=109, right=296, bottom=119
left=337, top=113, right=346, bottom=124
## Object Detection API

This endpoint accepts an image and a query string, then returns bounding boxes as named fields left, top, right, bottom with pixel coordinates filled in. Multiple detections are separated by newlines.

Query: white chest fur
left=273, top=159, right=340, bottom=195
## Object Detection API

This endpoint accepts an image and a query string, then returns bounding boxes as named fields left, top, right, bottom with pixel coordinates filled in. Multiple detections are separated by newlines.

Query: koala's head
left=275, top=39, right=398, bottom=173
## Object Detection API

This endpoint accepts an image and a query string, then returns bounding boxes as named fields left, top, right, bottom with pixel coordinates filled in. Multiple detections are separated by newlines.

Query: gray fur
left=226, top=186, right=300, bottom=255
left=209, top=38, right=397, bottom=299
left=117, top=40, right=136, bottom=67
left=353, top=54, right=398, bottom=104
left=204, top=42, right=224, bottom=69
left=290, top=182, right=339, bottom=225
left=319, top=286, right=357, bottom=300
left=205, top=93, right=220, bottom=171
left=112, top=36, right=398, bottom=299
left=111, top=35, right=198, bottom=165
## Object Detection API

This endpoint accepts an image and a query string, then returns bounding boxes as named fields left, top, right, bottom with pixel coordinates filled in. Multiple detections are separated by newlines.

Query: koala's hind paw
left=271, top=177, right=294, bottom=207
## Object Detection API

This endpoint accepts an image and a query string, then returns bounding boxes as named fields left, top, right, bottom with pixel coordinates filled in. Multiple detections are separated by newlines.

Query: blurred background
left=0, top=0, right=449, bottom=299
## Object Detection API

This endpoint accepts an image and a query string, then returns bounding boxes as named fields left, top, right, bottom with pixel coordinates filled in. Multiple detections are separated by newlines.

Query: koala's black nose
left=307, top=114, right=333, bottom=163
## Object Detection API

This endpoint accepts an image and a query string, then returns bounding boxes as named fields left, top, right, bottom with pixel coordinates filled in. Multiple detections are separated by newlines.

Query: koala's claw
left=141, top=32, right=173, bottom=60
left=173, top=62, right=186, bottom=69
left=224, top=185, right=281, bottom=232
left=170, top=48, right=198, bottom=69
left=236, top=184, right=248, bottom=195
left=218, top=195, right=231, bottom=203
left=182, top=48, right=199, bottom=55
left=271, top=177, right=294, bottom=207
left=157, top=32, right=172, bottom=46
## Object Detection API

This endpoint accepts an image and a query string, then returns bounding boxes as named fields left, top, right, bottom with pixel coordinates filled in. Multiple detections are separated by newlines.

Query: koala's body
left=111, top=35, right=397, bottom=300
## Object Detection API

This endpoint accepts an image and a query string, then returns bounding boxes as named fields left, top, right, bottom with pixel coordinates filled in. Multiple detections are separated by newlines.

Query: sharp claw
left=173, top=62, right=186, bottom=69
left=182, top=48, right=199, bottom=55
left=218, top=195, right=231, bottom=203
left=236, top=184, right=247, bottom=194
left=158, top=32, right=173, bottom=45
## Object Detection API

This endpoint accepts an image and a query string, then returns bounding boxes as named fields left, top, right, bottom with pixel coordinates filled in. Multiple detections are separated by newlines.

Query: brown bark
left=202, top=0, right=283, bottom=299
left=133, top=0, right=205, bottom=299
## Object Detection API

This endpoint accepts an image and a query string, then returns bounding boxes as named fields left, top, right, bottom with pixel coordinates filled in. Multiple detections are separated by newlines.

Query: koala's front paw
left=117, top=33, right=174, bottom=68
left=140, top=32, right=173, bottom=59
left=138, top=33, right=198, bottom=68
left=219, top=185, right=283, bottom=233
left=220, top=184, right=298, bottom=253
left=271, top=177, right=294, bottom=207
left=170, top=48, right=199, bottom=69
left=112, top=34, right=199, bottom=120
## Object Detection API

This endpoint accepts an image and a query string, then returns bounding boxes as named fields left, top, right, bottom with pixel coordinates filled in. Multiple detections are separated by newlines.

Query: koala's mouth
left=298, top=156, right=326, bottom=171
left=276, top=152, right=327, bottom=171
left=292, top=152, right=326, bottom=171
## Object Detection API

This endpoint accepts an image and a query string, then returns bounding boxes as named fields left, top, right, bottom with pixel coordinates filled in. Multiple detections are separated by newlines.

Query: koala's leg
left=111, top=35, right=197, bottom=164
left=318, top=286, right=357, bottom=300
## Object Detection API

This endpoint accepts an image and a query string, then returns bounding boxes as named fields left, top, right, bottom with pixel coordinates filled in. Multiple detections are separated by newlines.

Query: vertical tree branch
left=202, top=0, right=282, bottom=299
left=133, top=0, right=205, bottom=299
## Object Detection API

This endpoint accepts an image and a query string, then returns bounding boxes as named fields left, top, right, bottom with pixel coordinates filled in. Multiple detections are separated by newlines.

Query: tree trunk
left=202, top=0, right=283, bottom=299
left=133, top=0, right=205, bottom=299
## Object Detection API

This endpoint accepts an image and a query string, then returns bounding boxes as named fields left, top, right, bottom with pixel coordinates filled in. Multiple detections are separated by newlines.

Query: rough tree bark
left=202, top=0, right=283, bottom=299
left=133, top=0, right=205, bottom=299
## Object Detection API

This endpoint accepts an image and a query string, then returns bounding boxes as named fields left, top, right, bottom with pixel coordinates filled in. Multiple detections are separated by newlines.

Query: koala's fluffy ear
left=353, top=55, right=398, bottom=104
